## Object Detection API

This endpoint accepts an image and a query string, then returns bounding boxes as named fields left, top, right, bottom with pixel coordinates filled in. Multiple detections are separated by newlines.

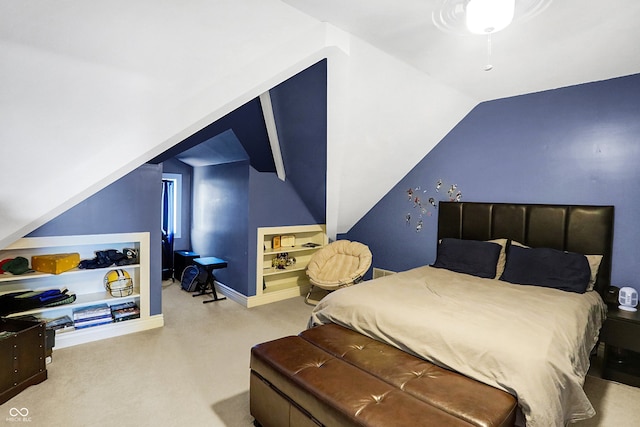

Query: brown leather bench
left=250, top=323, right=517, bottom=427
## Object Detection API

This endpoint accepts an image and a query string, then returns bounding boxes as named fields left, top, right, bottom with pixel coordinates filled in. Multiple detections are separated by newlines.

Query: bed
left=309, top=202, right=614, bottom=427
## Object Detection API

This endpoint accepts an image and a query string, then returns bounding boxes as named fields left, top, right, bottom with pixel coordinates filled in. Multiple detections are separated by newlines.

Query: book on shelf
left=113, top=310, right=140, bottom=322
left=113, top=312, right=140, bottom=322
left=74, top=317, right=113, bottom=329
left=73, top=303, right=111, bottom=321
left=111, top=301, right=140, bottom=322
left=302, top=242, right=320, bottom=248
left=74, top=312, right=111, bottom=323
left=109, top=301, right=137, bottom=311
left=73, top=303, right=113, bottom=329
left=45, top=315, right=74, bottom=330
left=73, top=312, right=112, bottom=322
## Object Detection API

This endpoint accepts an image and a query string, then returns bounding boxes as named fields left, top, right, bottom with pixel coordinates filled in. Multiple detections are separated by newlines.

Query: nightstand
left=600, top=304, right=640, bottom=387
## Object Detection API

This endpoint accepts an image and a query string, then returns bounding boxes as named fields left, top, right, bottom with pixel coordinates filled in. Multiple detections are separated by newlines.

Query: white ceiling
left=283, top=0, right=640, bottom=102
left=2, top=0, right=640, bottom=247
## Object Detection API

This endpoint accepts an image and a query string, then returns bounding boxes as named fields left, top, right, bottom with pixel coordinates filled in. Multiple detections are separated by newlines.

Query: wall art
left=405, top=179, right=462, bottom=232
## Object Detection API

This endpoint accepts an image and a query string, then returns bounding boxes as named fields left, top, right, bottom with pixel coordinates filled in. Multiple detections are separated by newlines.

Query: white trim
left=214, top=281, right=247, bottom=306
left=217, top=281, right=310, bottom=308
left=259, top=91, right=286, bottom=181
left=247, top=284, right=310, bottom=308
left=3, top=232, right=148, bottom=250
left=54, top=315, right=164, bottom=349
left=1, top=232, right=161, bottom=349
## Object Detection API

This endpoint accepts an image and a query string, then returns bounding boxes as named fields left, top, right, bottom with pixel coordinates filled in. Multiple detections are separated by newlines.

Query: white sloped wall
left=325, top=30, right=477, bottom=238
left=0, top=0, right=324, bottom=248
left=0, top=1, right=477, bottom=248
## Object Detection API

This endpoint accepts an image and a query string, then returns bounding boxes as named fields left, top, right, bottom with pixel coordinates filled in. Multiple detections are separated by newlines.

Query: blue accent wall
left=270, top=59, right=327, bottom=224
left=28, top=164, right=163, bottom=315
left=342, top=73, right=640, bottom=288
left=188, top=163, right=317, bottom=297
left=183, top=60, right=327, bottom=297
left=190, top=161, right=250, bottom=296
left=247, top=168, right=318, bottom=296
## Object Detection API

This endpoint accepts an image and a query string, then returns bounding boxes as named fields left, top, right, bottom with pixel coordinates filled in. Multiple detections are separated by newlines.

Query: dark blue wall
left=247, top=168, right=318, bottom=296
left=188, top=162, right=317, bottom=297
left=150, top=98, right=275, bottom=173
left=343, top=73, right=640, bottom=288
left=28, top=164, right=163, bottom=315
left=270, top=59, right=327, bottom=224
left=185, top=60, right=327, bottom=297
left=190, top=161, right=250, bottom=295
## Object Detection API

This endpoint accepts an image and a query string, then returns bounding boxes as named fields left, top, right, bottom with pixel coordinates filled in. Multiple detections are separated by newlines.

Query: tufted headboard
left=437, top=202, right=615, bottom=296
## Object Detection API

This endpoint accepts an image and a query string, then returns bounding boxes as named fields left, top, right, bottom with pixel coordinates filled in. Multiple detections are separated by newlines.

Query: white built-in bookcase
left=250, top=224, right=327, bottom=307
left=0, top=232, right=163, bottom=348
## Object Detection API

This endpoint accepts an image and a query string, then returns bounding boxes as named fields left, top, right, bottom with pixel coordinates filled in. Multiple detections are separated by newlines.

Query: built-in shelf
left=250, top=224, right=327, bottom=307
left=0, top=232, right=163, bottom=348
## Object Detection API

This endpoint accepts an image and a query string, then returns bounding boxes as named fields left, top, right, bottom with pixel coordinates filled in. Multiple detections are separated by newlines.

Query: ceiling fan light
left=466, top=0, right=515, bottom=34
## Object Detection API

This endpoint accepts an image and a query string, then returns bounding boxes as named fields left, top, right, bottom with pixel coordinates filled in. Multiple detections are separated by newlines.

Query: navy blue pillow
left=432, top=238, right=501, bottom=279
left=500, top=246, right=591, bottom=293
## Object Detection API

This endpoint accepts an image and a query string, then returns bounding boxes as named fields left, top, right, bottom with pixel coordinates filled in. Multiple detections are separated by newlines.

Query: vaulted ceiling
left=283, top=0, right=640, bottom=101
left=1, top=0, right=639, bottom=248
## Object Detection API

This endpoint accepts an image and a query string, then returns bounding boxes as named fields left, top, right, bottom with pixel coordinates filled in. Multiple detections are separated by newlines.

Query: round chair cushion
left=306, top=240, right=372, bottom=289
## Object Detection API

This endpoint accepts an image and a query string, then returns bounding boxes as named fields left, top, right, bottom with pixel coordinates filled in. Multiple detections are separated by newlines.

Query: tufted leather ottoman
left=250, top=323, right=517, bottom=427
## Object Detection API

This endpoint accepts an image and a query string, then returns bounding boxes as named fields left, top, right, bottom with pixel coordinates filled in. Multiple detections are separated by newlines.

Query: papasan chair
left=305, top=240, right=372, bottom=304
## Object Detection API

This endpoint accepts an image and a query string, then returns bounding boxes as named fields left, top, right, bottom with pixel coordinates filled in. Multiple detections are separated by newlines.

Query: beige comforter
left=309, top=265, right=606, bottom=427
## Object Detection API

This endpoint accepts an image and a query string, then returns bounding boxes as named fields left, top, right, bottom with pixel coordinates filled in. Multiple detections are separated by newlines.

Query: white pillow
left=488, top=238, right=508, bottom=279
left=585, top=255, right=603, bottom=292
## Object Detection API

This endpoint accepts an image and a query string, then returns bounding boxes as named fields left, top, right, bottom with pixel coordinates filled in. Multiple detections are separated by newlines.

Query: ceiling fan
left=431, top=0, right=553, bottom=70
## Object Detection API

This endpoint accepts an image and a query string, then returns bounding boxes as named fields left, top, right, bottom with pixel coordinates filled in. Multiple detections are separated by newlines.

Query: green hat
left=2, top=257, right=31, bottom=275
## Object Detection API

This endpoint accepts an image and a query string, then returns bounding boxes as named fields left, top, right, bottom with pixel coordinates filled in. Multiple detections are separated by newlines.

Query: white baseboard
left=216, top=281, right=309, bottom=308
left=55, top=314, right=165, bottom=349
left=216, top=281, right=249, bottom=306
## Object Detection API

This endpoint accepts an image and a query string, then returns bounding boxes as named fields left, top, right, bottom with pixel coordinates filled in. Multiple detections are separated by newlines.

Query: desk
left=193, top=257, right=227, bottom=303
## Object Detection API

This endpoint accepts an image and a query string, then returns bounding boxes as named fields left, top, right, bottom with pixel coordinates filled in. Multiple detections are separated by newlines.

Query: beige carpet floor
left=2, top=281, right=639, bottom=426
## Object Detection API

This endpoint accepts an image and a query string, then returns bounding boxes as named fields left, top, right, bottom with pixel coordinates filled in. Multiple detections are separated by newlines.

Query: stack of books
left=72, top=304, right=113, bottom=329
left=110, top=301, right=140, bottom=322
left=45, top=315, right=74, bottom=333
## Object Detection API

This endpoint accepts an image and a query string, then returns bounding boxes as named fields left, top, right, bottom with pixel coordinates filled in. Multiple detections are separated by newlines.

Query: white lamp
left=618, top=286, right=639, bottom=312
left=466, top=0, right=516, bottom=34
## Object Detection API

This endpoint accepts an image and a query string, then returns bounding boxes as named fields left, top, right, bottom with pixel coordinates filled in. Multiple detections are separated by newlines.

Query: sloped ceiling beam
left=260, top=91, right=286, bottom=181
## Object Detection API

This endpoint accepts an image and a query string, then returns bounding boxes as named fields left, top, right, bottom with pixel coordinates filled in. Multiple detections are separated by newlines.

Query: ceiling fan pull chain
left=484, top=33, right=493, bottom=71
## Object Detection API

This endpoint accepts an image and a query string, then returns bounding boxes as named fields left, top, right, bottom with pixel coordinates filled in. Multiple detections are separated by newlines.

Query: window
left=162, top=173, right=182, bottom=239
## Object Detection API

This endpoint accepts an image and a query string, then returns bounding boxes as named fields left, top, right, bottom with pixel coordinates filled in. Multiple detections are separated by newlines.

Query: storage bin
left=0, top=318, right=47, bottom=404
left=31, top=253, right=80, bottom=274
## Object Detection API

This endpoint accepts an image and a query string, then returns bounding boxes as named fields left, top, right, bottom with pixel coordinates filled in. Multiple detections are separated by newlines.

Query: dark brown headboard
left=438, top=202, right=615, bottom=296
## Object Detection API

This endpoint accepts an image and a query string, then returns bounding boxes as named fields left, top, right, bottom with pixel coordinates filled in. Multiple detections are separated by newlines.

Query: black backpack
left=180, top=265, right=205, bottom=292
